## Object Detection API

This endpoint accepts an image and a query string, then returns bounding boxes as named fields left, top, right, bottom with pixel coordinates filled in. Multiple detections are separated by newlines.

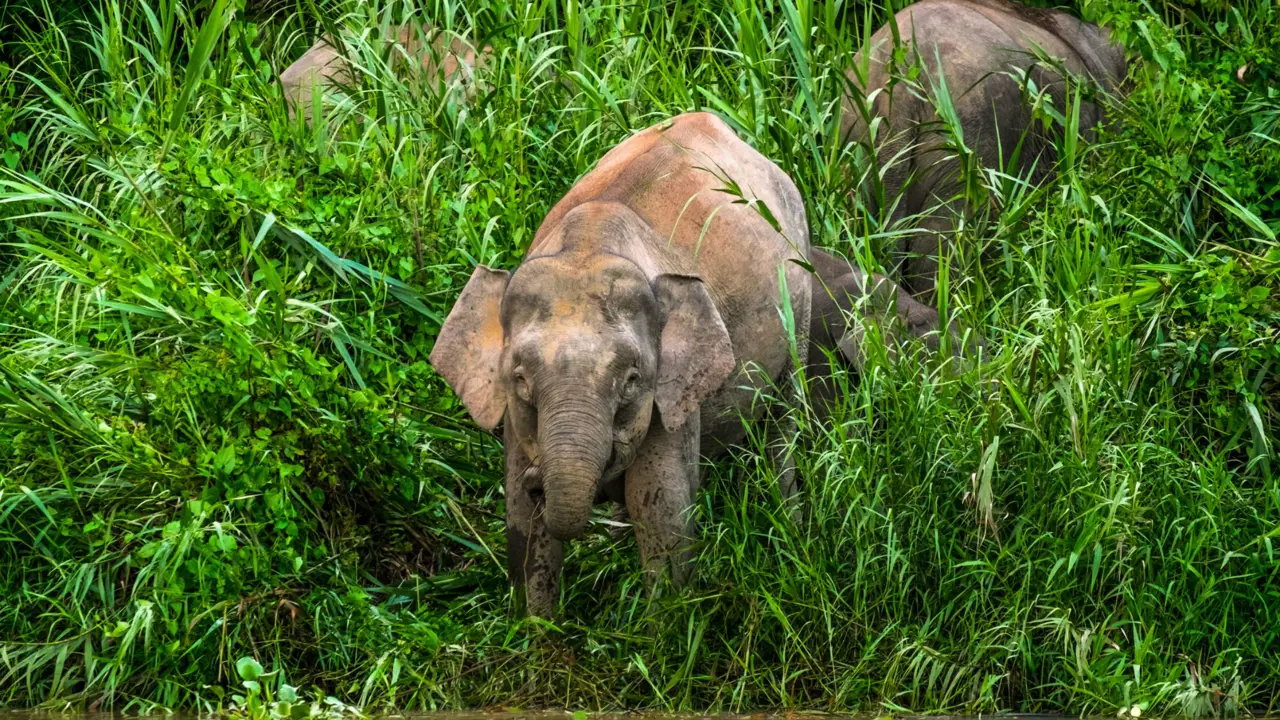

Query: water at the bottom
left=2, top=707, right=1100, bottom=712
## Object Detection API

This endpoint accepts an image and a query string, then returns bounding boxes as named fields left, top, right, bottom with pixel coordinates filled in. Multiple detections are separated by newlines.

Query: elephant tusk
left=520, top=461, right=543, bottom=489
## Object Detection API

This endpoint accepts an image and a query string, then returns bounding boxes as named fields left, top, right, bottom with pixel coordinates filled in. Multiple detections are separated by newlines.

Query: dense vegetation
left=1, top=0, right=1277, bottom=713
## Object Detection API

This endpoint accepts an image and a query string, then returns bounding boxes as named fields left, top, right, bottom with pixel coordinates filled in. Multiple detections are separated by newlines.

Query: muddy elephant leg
left=901, top=196, right=964, bottom=304
left=773, top=297, right=809, bottom=520
left=768, top=366, right=805, bottom=523
left=770, top=415, right=800, bottom=502
left=625, top=413, right=700, bottom=589
left=504, top=423, right=562, bottom=618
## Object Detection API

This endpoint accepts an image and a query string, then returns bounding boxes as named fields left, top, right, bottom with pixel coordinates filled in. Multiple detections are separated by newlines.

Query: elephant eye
left=619, top=367, right=641, bottom=401
left=513, top=366, right=533, bottom=403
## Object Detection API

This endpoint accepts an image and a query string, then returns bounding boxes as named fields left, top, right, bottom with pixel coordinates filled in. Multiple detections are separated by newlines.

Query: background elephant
left=279, top=23, right=489, bottom=122
left=430, top=112, right=811, bottom=617
left=843, top=0, right=1127, bottom=298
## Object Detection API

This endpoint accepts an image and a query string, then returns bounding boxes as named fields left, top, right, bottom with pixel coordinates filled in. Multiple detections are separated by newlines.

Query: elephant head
left=429, top=255, right=734, bottom=541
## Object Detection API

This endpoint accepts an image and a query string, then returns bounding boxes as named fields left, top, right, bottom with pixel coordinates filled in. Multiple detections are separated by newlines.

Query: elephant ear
left=653, top=274, right=735, bottom=432
left=429, top=265, right=510, bottom=431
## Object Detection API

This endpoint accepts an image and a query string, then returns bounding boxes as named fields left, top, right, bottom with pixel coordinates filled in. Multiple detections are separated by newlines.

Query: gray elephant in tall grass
left=842, top=0, right=1127, bottom=298
left=430, top=113, right=812, bottom=617
left=279, top=23, right=489, bottom=122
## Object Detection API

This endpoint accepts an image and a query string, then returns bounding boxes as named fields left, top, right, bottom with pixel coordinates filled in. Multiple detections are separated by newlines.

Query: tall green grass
left=0, top=0, right=1277, bottom=714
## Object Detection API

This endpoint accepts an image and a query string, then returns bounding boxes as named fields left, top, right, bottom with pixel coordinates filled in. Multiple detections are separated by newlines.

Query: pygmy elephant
left=843, top=0, right=1127, bottom=297
left=430, top=113, right=811, bottom=617
left=279, top=23, right=489, bottom=122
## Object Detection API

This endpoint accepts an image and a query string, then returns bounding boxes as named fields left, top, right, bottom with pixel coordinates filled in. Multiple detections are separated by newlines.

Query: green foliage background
left=0, top=0, right=1277, bottom=713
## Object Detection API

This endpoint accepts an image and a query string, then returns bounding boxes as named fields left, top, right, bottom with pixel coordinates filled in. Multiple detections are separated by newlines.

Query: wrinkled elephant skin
left=279, top=24, right=489, bottom=122
left=430, top=113, right=811, bottom=617
left=843, top=0, right=1127, bottom=297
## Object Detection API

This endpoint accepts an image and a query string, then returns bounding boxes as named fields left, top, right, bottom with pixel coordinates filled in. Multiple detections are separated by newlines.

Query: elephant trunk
left=538, top=391, right=612, bottom=541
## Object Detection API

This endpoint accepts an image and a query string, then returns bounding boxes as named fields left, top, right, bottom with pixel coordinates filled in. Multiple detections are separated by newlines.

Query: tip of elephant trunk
left=544, top=503, right=592, bottom=540
left=537, top=398, right=611, bottom=542
left=540, top=491, right=596, bottom=540
left=538, top=449, right=607, bottom=541
left=546, top=522, right=588, bottom=542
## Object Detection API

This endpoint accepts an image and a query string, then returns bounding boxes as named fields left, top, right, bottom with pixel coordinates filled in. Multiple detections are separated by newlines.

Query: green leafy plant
left=227, top=656, right=364, bottom=720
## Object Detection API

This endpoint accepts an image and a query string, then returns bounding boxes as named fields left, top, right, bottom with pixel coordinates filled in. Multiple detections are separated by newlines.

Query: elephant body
left=279, top=24, right=488, bottom=121
left=843, top=0, right=1126, bottom=296
left=527, top=113, right=812, bottom=448
left=431, top=112, right=810, bottom=616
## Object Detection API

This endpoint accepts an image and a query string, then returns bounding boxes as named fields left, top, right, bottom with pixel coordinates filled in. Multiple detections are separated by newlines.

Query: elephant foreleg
left=504, top=422, right=562, bottom=618
left=772, top=287, right=810, bottom=521
left=768, top=366, right=804, bottom=523
left=625, top=413, right=700, bottom=589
